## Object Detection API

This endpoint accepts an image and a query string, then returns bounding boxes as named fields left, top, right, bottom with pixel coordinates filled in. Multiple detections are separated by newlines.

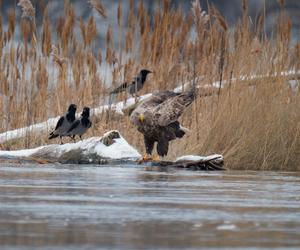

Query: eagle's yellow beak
left=138, top=114, right=145, bottom=122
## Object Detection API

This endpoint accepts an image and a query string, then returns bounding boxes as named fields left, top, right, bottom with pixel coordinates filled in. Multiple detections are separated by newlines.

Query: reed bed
left=0, top=0, right=299, bottom=170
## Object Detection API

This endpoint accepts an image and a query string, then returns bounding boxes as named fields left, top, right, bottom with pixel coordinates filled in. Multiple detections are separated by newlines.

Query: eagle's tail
left=175, top=129, right=185, bottom=138
left=169, top=121, right=188, bottom=138
left=176, top=125, right=191, bottom=138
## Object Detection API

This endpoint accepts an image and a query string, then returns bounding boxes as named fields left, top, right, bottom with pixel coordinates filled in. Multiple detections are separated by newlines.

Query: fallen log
left=0, top=155, right=225, bottom=171
left=0, top=130, right=224, bottom=170
left=148, top=156, right=225, bottom=171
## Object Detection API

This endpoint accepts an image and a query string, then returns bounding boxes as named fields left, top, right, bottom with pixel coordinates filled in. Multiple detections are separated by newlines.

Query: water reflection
left=0, top=164, right=299, bottom=249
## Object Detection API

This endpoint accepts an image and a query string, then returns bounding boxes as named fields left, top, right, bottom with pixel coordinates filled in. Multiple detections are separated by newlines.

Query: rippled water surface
left=0, top=163, right=299, bottom=250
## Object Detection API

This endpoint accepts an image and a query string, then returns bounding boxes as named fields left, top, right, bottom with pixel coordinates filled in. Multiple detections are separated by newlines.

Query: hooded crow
left=67, top=107, right=92, bottom=141
left=49, top=104, right=77, bottom=144
left=109, top=69, right=152, bottom=96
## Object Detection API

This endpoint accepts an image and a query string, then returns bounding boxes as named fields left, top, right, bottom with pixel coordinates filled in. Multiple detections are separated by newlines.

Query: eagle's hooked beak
left=138, top=114, right=145, bottom=122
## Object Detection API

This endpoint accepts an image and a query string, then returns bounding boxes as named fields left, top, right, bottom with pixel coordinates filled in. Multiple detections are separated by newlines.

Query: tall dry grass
left=0, top=0, right=299, bottom=170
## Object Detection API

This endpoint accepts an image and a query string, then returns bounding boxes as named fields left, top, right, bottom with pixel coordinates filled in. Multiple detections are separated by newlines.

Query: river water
left=0, top=163, right=299, bottom=250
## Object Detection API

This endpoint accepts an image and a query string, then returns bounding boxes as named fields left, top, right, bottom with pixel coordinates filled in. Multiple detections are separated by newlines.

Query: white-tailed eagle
left=130, top=90, right=195, bottom=160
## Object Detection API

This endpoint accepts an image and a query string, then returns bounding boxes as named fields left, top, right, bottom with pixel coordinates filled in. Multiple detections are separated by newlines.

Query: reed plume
left=18, top=0, right=35, bottom=20
left=88, top=0, right=107, bottom=18
left=50, top=44, right=67, bottom=68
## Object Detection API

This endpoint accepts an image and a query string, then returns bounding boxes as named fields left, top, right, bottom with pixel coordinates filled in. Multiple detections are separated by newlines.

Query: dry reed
left=0, top=1, right=299, bottom=170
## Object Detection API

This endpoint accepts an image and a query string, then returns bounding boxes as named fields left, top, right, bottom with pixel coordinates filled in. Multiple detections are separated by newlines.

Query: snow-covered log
left=0, top=130, right=225, bottom=170
left=0, top=130, right=141, bottom=164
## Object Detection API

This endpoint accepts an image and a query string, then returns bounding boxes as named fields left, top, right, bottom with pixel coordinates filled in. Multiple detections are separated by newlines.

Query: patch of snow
left=193, top=223, right=203, bottom=228
left=175, top=154, right=223, bottom=162
left=173, top=76, right=203, bottom=93
left=216, top=224, right=237, bottom=230
left=0, top=146, right=47, bottom=158
left=93, top=93, right=152, bottom=116
left=289, top=80, right=299, bottom=92
left=203, top=70, right=300, bottom=90
left=0, top=117, right=58, bottom=144
left=93, top=134, right=140, bottom=159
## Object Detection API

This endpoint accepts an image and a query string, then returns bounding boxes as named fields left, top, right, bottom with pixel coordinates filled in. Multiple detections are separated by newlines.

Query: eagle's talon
left=152, top=155, right=161, bottom=162
left=137, top=154, right=152, bottom=164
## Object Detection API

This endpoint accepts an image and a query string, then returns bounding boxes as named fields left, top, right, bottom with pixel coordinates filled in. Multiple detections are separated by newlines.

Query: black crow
left=68, top=107, right=92, bottom=141
left=49, top=104, right=77, bottom=144
left=109, top=69, right=152, bottom=96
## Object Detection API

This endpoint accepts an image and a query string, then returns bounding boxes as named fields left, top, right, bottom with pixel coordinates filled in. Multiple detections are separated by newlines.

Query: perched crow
left=109, top=69, right=152, bottom=96
left=49, top=104, right=77, bottom=144
left=68, top=107, right=92, bottom=141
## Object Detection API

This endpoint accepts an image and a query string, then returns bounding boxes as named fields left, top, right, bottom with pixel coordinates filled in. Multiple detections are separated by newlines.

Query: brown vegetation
left=0, top=0, right=299, bottom=170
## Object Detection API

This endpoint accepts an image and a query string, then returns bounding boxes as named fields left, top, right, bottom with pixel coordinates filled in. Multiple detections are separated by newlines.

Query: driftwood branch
left=150, top=156, right=225, bottom=171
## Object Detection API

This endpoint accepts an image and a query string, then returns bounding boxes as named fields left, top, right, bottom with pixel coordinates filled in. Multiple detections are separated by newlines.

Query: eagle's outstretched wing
left=130, top=91, right=178, bottom=126
left=154, top=90, right=195, bottom=127
left=138, top=91, right=178, bottom=109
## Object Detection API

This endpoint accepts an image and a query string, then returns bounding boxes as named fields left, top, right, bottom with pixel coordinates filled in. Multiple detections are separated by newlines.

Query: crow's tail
left=49, top=133, right=59, bottom=140
left=109, top=82, right=128, bottom=95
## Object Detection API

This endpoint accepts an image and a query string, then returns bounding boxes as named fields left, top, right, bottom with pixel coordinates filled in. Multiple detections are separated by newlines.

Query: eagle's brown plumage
left=130, top=90, right=195, bottom=157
